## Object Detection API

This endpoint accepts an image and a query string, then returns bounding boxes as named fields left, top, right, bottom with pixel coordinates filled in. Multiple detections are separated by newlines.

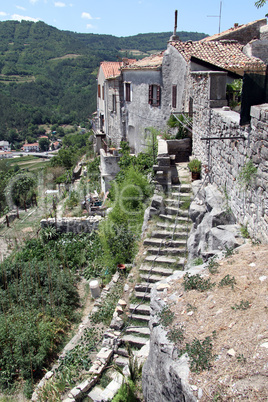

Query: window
left=125, top=82, right=131, bottom=102
left=102, top=86, right=105, bottom=100
left=112, top=94, right=116, bottom=113
left=98, top=84, right=101, bottom=98
left=149, top=84, right=161, bottom=106
left=172, top=85, right=177, bottom=108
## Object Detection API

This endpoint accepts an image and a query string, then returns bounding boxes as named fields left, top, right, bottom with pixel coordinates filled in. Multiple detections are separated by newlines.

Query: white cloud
left=12, top=14, right=39, bottom=22
left=16, top=5, right=26, bottom=10
left=86, top=23, right=94, bottom=28
left=29, top=0, right=38, bottom=4
left=0, top=11, right=8, bottom=16
left=54, top=2, right=66, bottom=7
left=82, top=12, right=93, bottom=20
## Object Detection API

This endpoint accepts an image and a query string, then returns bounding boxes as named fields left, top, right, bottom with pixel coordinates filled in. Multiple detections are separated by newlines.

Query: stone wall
left=40, top=216, right=101, bottom=234
left=190, top=71, right=268, bottom=243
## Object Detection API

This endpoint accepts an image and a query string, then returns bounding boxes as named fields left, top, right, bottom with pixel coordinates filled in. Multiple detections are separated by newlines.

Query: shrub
left=183, top=273, right=215, bottom=292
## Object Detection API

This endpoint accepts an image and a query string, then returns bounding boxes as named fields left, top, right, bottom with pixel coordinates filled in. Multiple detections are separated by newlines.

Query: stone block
left=96, top=347, right=113, bottom=361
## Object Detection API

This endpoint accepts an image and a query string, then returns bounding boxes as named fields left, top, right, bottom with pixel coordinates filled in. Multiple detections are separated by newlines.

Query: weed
left=231, top=300, right=251, bottom=310
left=240, top=225, right=250, bottom=239
left=99, top=370, right=112, bottom=389
left=193, top=257, right=203, bottom=266
left=167, top=325, right=184, bottom=345
left=157, top=305, right=174, bottom=327
left=236, top=354, right=247, bottom=364
left=207, top=256, right=219, bottom=274
left=224, top=246, right=234, bottom=258
left=237, top=159, right=257, bottom=189
left=219, top=274, right=236, bottom=289
left=180, top=197, right=191, bottom=211
left=185, top=336, right=215, bottom=373
left=186, top=303, right=197, bottom=312
left=183, top=273, right=215, bottom=292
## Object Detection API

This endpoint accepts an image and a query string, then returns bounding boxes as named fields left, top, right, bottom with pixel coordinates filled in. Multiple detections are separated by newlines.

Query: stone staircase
left=87, top=163, right=192, bottom=401
left=114, top=164, right=192, bottom=364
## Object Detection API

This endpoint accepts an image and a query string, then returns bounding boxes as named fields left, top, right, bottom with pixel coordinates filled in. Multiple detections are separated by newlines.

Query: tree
left=11, top=174, right=36, bottom=210
left=38, top=137, right=50, bottom=151
left=255, top=0, right=266, bottom=7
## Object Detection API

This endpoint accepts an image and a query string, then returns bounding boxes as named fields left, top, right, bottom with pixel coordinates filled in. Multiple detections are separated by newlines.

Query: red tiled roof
left=22, top=143, right=39, bottom=147
left=100, top=59, right=136, bottom=79
left=170, top=40, right=266, bottom=75
left=121, top=52, right=164, bottom=70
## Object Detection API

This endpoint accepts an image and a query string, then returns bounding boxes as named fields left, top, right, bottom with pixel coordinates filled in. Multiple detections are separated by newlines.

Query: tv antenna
left=207, top=1, right=222, bottom=34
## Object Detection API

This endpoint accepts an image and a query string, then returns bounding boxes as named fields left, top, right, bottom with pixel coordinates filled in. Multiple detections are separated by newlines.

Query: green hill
left=0, top=20, right=207, bottom=145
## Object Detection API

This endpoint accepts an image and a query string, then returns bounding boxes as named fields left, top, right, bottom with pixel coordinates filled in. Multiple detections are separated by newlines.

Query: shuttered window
left=98, top=84, right=101, bottom=98
left=112, top=94, right=117, bottom=113
left=102, top=86, right=105, bottom=100
left=125, top=83, right=131, bottom=102
left=172, top=85, right=177, bottom=108
left=149, top=85, right=161, bottom=106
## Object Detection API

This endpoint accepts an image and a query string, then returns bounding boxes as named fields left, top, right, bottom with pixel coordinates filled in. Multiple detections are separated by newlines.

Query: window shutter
left=98, top=85, right=101, bottom=98
left=149, top=85, right=153, bottom=105
left=172, top=85, right=177, bottom=108
left=156, top=86, right=161, bottom=106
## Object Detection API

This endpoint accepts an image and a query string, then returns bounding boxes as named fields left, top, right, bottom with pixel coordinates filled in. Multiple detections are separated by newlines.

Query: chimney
left=169, top=10, right=180, bottom=42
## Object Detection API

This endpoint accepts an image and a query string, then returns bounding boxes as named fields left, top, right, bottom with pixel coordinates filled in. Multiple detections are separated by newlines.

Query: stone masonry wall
left=190, top=71, right=268, bottom=243
left=40, top=216, right=101, bottom=234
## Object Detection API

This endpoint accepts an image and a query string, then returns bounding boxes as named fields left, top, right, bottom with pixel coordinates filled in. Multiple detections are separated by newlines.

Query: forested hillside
left=0, top=20, right=207, bottom=145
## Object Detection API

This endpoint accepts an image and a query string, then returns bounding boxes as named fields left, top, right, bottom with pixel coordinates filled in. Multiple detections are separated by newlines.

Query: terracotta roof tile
left=121, top=52, right=164, bottom=70
left=170, top=40, right=266, bottom=74
left=100, top=59, right=136, bottom=79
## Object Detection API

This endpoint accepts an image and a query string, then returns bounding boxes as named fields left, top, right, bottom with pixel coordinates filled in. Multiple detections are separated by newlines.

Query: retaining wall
left=191, top=71, right=268, bottom=243
left=40, top=216, right=101, bottom=234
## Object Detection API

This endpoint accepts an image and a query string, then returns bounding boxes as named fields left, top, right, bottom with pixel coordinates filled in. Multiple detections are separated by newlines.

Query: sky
left=0, top=0, right=267, bottom=38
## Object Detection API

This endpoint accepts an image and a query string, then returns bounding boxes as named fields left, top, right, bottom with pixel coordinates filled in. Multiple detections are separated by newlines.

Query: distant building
left=0, top=141, right=11, bottom=151
left=21, top=143, right=40, bottom=152
left=0, top=151, right=12, bottom=159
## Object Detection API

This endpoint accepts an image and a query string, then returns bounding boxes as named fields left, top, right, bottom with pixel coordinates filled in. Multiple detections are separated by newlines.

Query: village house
left=0, top=141, right=11, bottom=151
left=21, top=142, right=40, bottom=152
left=95, top=18, right=267, bottom=155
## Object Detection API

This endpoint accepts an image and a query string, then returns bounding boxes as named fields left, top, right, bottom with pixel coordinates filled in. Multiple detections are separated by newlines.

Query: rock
left=260, top=342, right=268, bottom=348
left=151, top=194, right=165, bottom=215
left=259, top=276, right=267, bottom=282
left=227, top=348, right=236, bottom=357
left=118, top=299, right=127, bottom=307
left=124, top=284, right=129, bottom=292
left=157, top=283, right=171, bottom=291
left=142, top=287, right=195, bottom=402
left=189, top=201, right=207, bottom=225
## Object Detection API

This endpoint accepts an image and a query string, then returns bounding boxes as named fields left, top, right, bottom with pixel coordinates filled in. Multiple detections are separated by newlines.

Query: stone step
left=139, top=264, right=174, bottom=276
left=114, top=356, right=129, bottom=367
left=170, top=192, right=191, bottom=198
left=116, top=348, right=129, bottom=357
left=129, top=314, right=150, bottom=323
left=165, top=207, right=189, bottom=217
left=159, top=214, right=188, bottom=222
left=146, top=247, right=185, bottom=256
left=135, top=291, right=151, bottom=301
left=156, top=222, right=189, bottom=231
left=122, top=335, right=148, bottom=349
left=135, top=282, right=153, bottom=292
left=125, top=326, right=150, bottom=336
left=145, top=255, right=185, bottom=267
left=88, top=386, right=104, bottom=402
left=151, top=230, right=188, bottom=239
left=170, top=184, right=192, bottom=193
left=165, top=198, right=185, bottom=206
left=129, top=304, right=151, bottom=315
left=143, top=238, right=186, bottom=247
left=140, top=273, right=165, bottom=283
